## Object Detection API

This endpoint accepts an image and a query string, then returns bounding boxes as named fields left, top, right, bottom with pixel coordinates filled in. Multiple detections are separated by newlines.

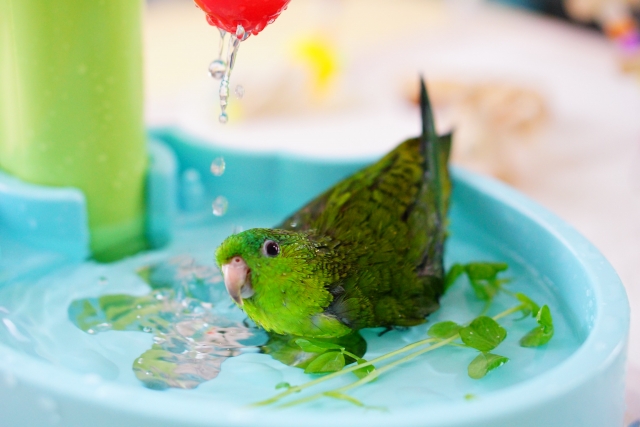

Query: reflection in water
left=69, top=256, right=268, bottom=390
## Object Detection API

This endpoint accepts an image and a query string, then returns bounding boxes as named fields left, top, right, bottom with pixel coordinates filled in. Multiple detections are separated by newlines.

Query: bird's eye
left=262, top=240, right=280, bottom=257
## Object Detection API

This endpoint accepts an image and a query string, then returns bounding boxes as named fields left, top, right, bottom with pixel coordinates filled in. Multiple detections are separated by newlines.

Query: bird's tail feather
left=419, top=77, right=452, bottom=225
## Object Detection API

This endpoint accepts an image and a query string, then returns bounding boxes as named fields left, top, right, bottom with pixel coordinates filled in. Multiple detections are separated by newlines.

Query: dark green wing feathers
left=278, top=78, right=453, bottom=330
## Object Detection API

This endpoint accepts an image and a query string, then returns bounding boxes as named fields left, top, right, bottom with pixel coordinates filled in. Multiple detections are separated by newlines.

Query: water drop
left=98, top=276, right=108, bottom=286
left=210, top=157, right=226, bottom=176
left=235, top=24, right=246, bottom=41
left=208, top=59, right=226, bottom=80
left=142, top=326, right=152, bottom=333
left=234, top=85, right=245, bottom=99
left=212, top=196, right=229, bottom=216
left=219, top=113, right=229, bottom=124
left=232, top=225, right=244, bottom=234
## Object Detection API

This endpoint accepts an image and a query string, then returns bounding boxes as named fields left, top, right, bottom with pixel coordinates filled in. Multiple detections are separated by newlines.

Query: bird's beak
left=221, top=256, right=254, bottom=306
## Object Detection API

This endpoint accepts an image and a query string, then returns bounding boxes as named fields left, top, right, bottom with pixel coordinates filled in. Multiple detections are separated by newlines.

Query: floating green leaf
left=465, top=262, right=508, bottom=280
left=515, top=293, right=540, bottom=318
left=295, top=338, right=344, bottom=353
left=468, top=353, right=509, bottom=379
left=464, top=262, right=510, bottom=302
left=445, top=264, right=465, bottom=290
left=275, top=382, right=291, bottom=390
left=428, top=321, right=462, bottom=339
left=520, top=305, right=554, bottom=347
left=304, top=351, right=346, bottom=374
left=459, top=316, right=507, bottom=352
left=351, top=356, right=375, bottom=379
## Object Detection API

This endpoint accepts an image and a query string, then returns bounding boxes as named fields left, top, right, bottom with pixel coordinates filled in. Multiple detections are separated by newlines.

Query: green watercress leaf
left=465, top=262, right=509, bottom=280
left=295, top=338, right=344, bottom=353
left=459, top=316, right=507, bottom=352
left=428, top=321, right=462, bottom=339
left=515, top=293, right=540, bottom=318
left=304, top=351, right=346, bottom=374
left=445, top=264, right=466, bottom=290
left=351, top=356, right=375, bottom=379
left=275, top=382, right=291, bottom=390
left=468, top=353, right=509, bottom=379
left=520, top=305, right=554, bottom=347
left=464, top=263, right=510, bottom=302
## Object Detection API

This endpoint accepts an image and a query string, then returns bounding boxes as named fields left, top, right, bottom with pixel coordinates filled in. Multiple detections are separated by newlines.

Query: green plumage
left=216, top=79, right=452, bottom=339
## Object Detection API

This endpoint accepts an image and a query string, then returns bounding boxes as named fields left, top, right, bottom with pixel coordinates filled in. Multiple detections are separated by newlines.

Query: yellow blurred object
left=291, top=36, right=339, bottom=98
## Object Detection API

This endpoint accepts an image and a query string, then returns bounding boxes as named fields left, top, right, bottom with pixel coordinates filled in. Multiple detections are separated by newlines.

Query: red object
left=194, top=0, right=291, bottom=36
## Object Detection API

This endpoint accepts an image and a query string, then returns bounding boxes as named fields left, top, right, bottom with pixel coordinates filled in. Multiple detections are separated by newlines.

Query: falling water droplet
left=234, top=85, right=245, bottom=99
left=142, top=326, right=152, bottom=333
left=219, top=113, right=229, bottom=124
left=208, top=60, right=226, bottom=80
left=98, top=276, right=108, bottom=286
left=210, top=157, right=226, bottom=176
left=232, top=225, right=244, bottom=234
left=212, top=196, right=229, bottom=216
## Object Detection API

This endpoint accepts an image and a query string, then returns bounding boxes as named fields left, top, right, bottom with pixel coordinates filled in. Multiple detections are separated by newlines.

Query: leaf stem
left=251, top=336, right=439, bottom=406
left=256, top=303, right=526, bottom=408
left=280, top=334, right=459, bottom=408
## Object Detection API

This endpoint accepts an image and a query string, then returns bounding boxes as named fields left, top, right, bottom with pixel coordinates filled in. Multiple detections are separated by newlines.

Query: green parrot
left=215, top=79, right=452, bottom=339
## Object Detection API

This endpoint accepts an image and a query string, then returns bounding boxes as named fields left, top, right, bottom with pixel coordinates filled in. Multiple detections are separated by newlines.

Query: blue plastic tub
left=0, top=129, right=629, bottom=427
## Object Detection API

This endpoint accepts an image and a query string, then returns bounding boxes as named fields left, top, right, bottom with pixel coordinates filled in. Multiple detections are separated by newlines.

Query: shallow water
left=0, top=212, right=583, bottom=410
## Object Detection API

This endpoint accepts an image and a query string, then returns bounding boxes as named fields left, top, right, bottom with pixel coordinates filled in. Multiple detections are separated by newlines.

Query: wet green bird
left=216, top=79, right=452, bottom=339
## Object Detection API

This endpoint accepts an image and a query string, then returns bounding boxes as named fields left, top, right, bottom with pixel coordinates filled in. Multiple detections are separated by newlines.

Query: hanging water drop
left=235, top=24, right=246, bottom=41
left=210, top=157, right=226, bottom=176
left=208, top=59, right=226, bottom=80
left=212, top=196, right=229, bottom=216
left=219, top=113, right=229, bottom=124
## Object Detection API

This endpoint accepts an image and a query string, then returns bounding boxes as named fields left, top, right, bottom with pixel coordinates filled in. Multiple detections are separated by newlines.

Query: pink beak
left=221, top=256, right=254, bottom=306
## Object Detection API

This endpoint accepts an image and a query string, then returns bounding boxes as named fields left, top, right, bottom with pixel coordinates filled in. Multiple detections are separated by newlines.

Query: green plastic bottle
left=0, top=0, right=147, bottom=261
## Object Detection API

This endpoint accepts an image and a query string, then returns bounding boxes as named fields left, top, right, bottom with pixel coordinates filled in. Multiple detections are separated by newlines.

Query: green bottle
left=0, top=0, right=147, bottom=261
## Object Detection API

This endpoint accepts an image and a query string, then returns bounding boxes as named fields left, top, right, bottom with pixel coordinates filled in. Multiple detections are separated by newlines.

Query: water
left=68, top=256, right=267, bottom=390
left=210, top=25, right=249, bottom=123
left=212, top=196, right=229, bottom=217
left=0, top=209, right=583, bottom=411
left=210, top=157, right=226, bottom=176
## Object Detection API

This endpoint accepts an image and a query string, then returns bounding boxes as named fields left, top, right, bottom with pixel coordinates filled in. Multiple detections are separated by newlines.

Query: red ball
left=194, top=0, right=291, bottom=36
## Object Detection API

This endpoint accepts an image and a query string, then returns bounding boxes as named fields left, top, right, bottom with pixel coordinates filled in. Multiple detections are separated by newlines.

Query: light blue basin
left=0, top=129, right=629, bottom=427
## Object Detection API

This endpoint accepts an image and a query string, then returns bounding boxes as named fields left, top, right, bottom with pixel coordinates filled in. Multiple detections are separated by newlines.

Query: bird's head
left=215, top=228, right=348, bottom=337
